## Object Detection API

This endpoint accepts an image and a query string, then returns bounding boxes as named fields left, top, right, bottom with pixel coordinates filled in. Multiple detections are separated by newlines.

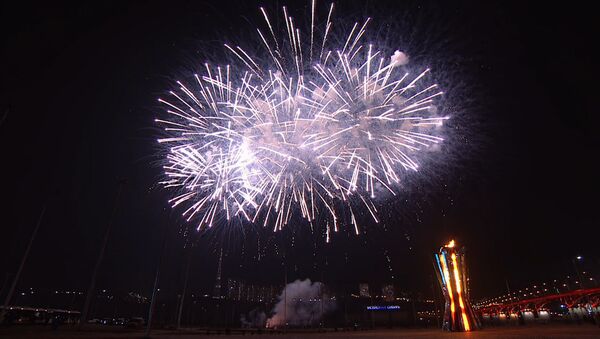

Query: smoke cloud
left=266, top=279, right=336, bottom=328
left=390, top=50, right=409, bottom=66
left=240, top=308, right=267, bottom=328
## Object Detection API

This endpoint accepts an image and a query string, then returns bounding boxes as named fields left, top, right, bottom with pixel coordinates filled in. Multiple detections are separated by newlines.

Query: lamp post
left=176, top=250, right=192, bottom=329
left=0, top=205, right=46, bottom=323
left=145, top=218, right=170, bottom=338
left=80, top=180, right=125, bottom=328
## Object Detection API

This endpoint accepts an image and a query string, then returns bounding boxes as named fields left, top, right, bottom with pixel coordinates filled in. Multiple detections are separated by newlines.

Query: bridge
left=475, top=287, right=600, bottom=324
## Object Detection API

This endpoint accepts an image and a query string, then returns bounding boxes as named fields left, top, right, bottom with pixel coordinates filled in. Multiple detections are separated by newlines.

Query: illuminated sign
left=366, top=305, right=400, bottom=311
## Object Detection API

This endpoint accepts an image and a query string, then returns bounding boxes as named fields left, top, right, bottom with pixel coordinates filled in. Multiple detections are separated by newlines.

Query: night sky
left=1, top=0, right=598, bottom=302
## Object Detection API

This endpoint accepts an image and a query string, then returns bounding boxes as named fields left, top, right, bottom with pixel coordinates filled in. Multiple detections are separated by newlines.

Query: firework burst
left=157, top=1, right=449, bottom=240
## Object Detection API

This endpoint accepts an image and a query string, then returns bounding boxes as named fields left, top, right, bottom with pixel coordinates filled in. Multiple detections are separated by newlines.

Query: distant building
left=225, top=279, right=280, bottom=303
left=359, top=283, right=370, bottom=298
left=226, top=278, right=245, bottom=301
left=382, top=284, right=395, bottom=302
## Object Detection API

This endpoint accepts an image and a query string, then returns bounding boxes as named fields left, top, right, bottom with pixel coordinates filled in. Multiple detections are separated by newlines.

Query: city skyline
left=1, top=0, right=598, bottom=320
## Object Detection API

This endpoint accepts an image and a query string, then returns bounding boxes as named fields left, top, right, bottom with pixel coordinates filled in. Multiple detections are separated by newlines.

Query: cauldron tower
left=434, top=240, right=479, bottom=331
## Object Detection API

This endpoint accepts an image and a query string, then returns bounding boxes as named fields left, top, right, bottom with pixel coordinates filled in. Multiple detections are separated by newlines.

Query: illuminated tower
left=434, top=240, right=479, bottom=331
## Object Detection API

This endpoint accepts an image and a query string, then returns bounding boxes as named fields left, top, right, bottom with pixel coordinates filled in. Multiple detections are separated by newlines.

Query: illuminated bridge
left=475, top=287, right=600, bottom=324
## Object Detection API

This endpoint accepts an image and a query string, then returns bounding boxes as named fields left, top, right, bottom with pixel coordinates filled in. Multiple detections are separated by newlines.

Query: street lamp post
left=0, top=205, right=46, bottom=323
left=80, top=181, right=125, bottom=328
left=145, top=218, right=170, bottom=338
left=176, top=250, right=192, bottom=329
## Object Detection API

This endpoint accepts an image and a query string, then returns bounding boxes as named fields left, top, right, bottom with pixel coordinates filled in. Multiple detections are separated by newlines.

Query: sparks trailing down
left=156, top=1, right=449, bottom=239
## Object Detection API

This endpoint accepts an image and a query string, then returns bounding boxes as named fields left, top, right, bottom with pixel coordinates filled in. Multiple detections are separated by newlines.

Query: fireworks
left=157, top=1, right=448, bottom=238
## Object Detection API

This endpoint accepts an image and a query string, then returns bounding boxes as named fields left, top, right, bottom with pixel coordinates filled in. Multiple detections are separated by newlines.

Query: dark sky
left=1, top=0, right=598, bottom=302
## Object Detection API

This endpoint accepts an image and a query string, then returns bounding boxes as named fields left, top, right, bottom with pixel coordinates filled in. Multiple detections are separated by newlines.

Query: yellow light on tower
left=434, top=240, right=479, bottom=332
left=440, top=253, right=455, bottom=317
left=452, top=253, right=470, bottom=331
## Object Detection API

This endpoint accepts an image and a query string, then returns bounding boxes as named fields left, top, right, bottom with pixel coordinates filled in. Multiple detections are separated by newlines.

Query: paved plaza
left=2, top=325, right=599, bottom=338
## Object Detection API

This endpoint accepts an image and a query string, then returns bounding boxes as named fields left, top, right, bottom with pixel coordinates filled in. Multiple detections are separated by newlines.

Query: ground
left=1, top=325, right=600, bottom=338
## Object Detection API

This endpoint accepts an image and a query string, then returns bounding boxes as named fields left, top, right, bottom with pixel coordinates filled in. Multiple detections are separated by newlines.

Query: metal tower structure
left=434, top=240, right=480, bottom=331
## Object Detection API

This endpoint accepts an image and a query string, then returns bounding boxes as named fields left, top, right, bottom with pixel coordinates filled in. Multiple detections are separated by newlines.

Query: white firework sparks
left=157, top=2, right=449, bottom=240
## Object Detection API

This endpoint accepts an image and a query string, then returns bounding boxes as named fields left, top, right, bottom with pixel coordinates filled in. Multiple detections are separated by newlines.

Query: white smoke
left=390, top=50, right=409, bottom=66
left=266, top=279, right=336, bottom=328
left=240, top=308, right=267, bottom=328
